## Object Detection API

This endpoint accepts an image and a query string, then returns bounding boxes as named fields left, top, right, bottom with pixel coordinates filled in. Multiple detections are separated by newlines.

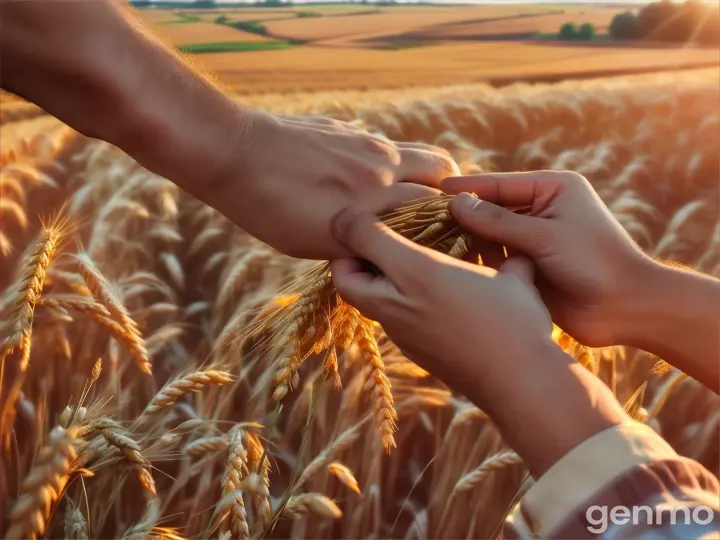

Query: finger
left=276, top=114, right=366, bottom=132
left=451, top=192, right=556, bottom=258
left=331, top=211, right=431, bottom=284
left=441, top=171, right=565, bottom=207
left=396, top=141, right=453, bottom=158
left=499, top=256, right=536, bottom=287
left=353, top=182, right=443, bottom=217
left=330, top=258, right=397, bottom=317
left=396, top=148, right=461, bottom=188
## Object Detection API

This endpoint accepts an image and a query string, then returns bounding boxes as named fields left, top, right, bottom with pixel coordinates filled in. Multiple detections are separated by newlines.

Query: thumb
left=450, top=192, right=556, bottom=258
left=331, top=209, right=428, bottom=283
left=499, top=256, right=536, bottom=287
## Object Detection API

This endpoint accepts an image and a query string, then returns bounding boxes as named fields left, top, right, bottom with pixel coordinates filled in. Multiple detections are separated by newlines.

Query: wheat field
left=1, top=68, right=719, bottom=540
left=152, top=22, right=275, bottom=46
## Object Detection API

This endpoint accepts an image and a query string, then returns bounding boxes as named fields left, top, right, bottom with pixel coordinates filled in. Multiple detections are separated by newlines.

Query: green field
left=177, top=41, right=293, bottom=54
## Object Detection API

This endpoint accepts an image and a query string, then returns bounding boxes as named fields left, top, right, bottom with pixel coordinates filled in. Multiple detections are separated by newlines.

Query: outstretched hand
left=204, top=111, right=459, bottom=260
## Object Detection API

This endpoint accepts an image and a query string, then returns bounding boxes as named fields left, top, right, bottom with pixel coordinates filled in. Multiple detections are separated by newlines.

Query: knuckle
left=363, top=135, right=398, bottom=159
left=425, top=152, right=460, bottom=176
left=558, top=170, right=587, bottom=186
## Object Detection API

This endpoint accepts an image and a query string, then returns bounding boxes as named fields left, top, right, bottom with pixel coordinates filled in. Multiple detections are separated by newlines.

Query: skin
left=0, top=0, right=457, bottom=260
left=329, top=211, right=627, bottom=479
left=330, top=170, right=720, bottom=477
left=442, top=171, right=720, bottom=393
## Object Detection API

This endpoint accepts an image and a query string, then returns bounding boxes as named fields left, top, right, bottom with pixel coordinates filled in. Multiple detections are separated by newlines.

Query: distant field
left=178, top=41, right=293, bottom=54
left=190, top=10, right=299, bottom=22
left=198, top=41, right=718, bottom=94
left=217, top=12, right=300, bottom=23
left=295, top=4, right=380, bottom=13
left=264, top=7, right=554, bottom=43
left=134, top=8, right=185, bottom=24
left=154, top=21, right=273, bottom=45
left=394, top=8, right=623, bottom=42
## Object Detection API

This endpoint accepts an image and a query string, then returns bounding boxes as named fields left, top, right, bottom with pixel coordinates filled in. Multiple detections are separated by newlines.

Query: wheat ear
left=217, top=426, right=250, bottom=539
left=6, top=426, right=83, bottom=539
left=454, top=451, right=523, bottom=493
left=357, top=319, right=397, bottom=451
left=144, top=369, right=234, bottom=414
left=0, top=227, right=59, bottom=370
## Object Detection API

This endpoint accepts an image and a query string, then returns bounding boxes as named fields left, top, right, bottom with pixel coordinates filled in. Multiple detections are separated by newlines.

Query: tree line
left=555, top=1, right=718, bottom=45
left=610, top=0, right=719, bottom=44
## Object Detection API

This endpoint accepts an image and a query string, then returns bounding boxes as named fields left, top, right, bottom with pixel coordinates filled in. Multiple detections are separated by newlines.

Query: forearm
left=460, top=341, right=627, bottom=479
left=619, top=260, right=720, bottom=392
left=0, top=0, right=252, bottom=202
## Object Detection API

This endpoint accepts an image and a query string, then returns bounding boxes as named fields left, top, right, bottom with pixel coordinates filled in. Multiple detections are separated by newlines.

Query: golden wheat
left=0, top=69, right=717, bottom=539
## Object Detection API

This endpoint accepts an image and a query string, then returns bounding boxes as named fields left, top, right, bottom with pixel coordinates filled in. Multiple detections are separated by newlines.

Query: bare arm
left=0, top=0, right=248, bottom=202
left=0, top=0, right=458, bottom=260
left=618, top=260, right=720, bottom=391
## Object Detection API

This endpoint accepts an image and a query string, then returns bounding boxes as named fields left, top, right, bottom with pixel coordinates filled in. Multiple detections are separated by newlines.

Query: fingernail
left=331, top=208, right=357, bottom=243
left=454, top=192, right=480, bottom=212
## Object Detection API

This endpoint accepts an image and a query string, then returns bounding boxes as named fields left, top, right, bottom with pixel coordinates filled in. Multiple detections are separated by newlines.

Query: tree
left=558, top=22, right=577, bottom=40
left=578, top=22, right=596, bottom=40
left=609, top=11, right=638, bottom=40
left=636, top=0, right=677, bottom=40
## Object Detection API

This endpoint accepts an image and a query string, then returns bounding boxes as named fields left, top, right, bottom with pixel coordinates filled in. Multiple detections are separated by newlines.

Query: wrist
left=613, top=258, right=693, bottom=346
left=480, top=341, right=627, bottom=478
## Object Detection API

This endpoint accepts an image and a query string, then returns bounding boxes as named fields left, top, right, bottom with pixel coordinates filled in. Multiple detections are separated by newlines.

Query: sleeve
left=502, top=421, right=720, bottom=539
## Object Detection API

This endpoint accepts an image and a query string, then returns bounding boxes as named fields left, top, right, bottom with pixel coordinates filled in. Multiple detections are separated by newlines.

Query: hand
left=328, top=210, right=553, bottom=405
left=442, top=171, right=654, bottom=348
left=205, top=111, right=459, bottom=260
left=329, top=210, right=627, bottom=477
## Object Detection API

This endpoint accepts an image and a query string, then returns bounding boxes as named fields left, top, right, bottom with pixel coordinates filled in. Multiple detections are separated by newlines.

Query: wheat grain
left=357, top=319, right=397, bottom=451
left=454, top=451, right=524, bottom=493
left=282, top=493, right=342, bottom=520
left=328, top=462, right=361, bottom=494
left=183, top=435, right=229, bottom=458
left=64, top=502, right=89, bottom=540
left=0, top=227, right=59, bottom=370
left=144, top=369, right=234, bottom=413
left=217, top=426, right=250, bottom=539
left=5, top=426, right=82, bottom=539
